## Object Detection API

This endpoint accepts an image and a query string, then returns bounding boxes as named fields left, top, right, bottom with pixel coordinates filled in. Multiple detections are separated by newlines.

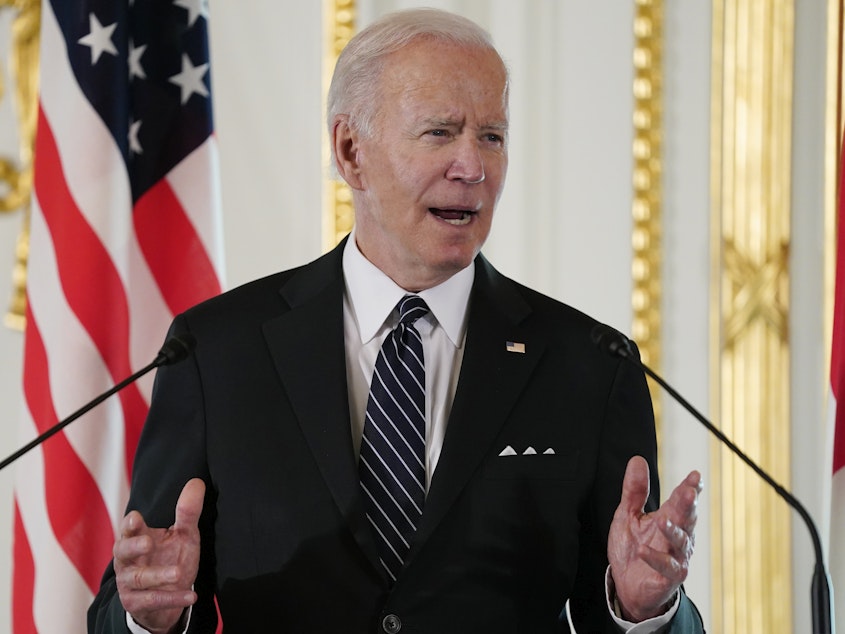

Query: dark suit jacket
left=89, top=239, right=704, bottom=633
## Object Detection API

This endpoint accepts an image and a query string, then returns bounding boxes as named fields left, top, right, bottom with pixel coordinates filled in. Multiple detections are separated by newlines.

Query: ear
left=332, top=114, right=364, bottom=190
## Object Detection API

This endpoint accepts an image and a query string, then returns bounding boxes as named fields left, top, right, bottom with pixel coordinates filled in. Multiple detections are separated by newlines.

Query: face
left=334, top=39, right=509, bottom=291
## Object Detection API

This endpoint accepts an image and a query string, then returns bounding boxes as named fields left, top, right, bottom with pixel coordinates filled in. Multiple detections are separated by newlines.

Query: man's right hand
left=114, top=478, right=205, bottom=634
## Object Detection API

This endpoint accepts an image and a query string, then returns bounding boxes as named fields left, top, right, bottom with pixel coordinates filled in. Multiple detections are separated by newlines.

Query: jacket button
left=382, top=614, right=402, bottom=633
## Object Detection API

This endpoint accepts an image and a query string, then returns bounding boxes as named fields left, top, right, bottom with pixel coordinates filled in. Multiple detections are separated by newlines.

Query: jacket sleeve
left=568, top=342, right=704, bottom=633
left=88, top=315, right=218, bottom=633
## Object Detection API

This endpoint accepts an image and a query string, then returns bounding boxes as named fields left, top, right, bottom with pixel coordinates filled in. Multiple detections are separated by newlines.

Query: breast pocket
left=481, top=450, right=580, bottom=481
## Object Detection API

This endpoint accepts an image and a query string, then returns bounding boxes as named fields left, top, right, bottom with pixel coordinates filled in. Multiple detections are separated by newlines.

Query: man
left=89, top=8, right=704, bottom=633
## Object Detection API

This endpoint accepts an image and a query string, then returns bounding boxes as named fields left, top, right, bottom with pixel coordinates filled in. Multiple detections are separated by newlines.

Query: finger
left=662, top=475, right=701, bottom=533
left=173, top=478, right=206, bottom=531
left=685, top=469, right=703, bottom=492
left=660, top=518, right=695, bottom=559
left=637, top=543, right=690, bottom=584
left=114, top=533, right=154, bottom=564
left=120, top=587, right=198, bottom=613
left=119, top=510, right=149, bottom=538
left=618, top=455, right=651, bottom=516
left=118, top=563, right=184, bottom=591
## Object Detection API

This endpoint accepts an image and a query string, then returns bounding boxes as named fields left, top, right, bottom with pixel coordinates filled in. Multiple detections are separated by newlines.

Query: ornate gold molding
left=631, top=0, right=664, bottom=438
left=710, top=1, right=794, bottom=631
left=2, top=0, right=40, bottom=330
left=322, top=0, right=355, bottom=251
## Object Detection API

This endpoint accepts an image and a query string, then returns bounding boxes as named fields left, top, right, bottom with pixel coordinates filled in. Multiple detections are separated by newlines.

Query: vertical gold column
left=322, top=0, right=356, bottom=251
left=710, top=1, right=793, bottom=632
left=3, top=0, right=40, bottom=330
left=631, top=0, right=664, bottom=440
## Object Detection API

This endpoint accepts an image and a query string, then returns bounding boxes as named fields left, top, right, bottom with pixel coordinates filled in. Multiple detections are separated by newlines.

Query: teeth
left=442, top=213, right=471, bottom=226
left=430, top=208, right=473, bottom=226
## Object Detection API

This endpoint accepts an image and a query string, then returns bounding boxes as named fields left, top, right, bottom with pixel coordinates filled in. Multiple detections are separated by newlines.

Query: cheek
left=377, top=152, right=424, bottom=191
left=487, top=158, right=508, bottom=193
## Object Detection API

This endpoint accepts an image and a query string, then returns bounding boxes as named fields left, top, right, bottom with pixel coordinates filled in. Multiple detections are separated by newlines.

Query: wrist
left=128, top=608, right=189, bottom=634
left=608, top=570, right=672, bottom=623
left=615, top=593, right=672, bottom=622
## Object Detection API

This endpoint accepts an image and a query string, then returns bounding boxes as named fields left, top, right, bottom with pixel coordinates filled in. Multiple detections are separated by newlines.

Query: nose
left=446, top=138, right=486, bottom=184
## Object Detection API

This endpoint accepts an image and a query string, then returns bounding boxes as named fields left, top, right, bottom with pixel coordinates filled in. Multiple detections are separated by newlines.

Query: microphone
left=0, top=334, right=197, bottom=472
left=591, top=323, right=833, bottom=634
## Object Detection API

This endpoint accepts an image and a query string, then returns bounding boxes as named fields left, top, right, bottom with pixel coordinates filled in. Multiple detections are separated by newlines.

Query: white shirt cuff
left=125, top=606, right=191, bottom=634
left=605, top=566, right=680, bottom=633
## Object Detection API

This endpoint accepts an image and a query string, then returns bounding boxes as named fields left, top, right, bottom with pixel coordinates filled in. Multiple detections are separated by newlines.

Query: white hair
left=327, top=8, right=505, bottom=142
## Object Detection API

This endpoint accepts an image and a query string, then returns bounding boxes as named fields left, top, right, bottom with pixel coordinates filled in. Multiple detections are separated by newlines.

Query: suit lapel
left=259, top=248, right=547, bottom=579
left=261, top=240, right=382, bottom=570
left=410, top=256, right=545, bottom=555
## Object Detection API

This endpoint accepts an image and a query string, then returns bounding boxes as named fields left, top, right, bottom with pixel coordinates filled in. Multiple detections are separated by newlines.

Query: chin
left=421, top=242, right=482, bottom=278
left=433, top=254, right=476, bottom=277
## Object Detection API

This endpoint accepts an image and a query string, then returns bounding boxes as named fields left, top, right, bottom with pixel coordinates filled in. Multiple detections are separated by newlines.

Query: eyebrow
left=421, top=117, right=509, bottom=132
left=482, top=122, right=509, bottom=133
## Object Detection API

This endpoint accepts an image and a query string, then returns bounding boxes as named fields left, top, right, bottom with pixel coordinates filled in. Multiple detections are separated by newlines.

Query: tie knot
left=397, top=294, right=429, bottom=326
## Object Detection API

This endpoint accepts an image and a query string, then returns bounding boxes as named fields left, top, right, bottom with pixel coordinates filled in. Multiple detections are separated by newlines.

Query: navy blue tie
left=359, top=294, right=428, bottom=582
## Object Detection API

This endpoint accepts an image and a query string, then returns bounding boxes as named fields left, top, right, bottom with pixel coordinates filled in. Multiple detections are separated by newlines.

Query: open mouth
left=429, top=208, right=475, bottom=226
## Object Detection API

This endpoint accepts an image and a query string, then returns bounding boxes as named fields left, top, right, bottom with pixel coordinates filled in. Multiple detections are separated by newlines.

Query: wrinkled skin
left=608, top=456, right=702, bottom=621
left=113, top=478, right=205, bottom=633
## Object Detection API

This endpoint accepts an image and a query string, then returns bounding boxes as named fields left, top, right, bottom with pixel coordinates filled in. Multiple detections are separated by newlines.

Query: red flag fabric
left=829, top=137, right=845, bottom=634
left=12, top=0, right=224, bottom=629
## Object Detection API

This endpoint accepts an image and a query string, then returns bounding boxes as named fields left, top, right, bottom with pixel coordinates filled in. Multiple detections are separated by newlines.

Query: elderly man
left=89, top=8, right=703, bottom=633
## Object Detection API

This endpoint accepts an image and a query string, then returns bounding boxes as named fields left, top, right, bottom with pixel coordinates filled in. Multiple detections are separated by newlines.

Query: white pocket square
left=498, top=445, right=557, bottom=456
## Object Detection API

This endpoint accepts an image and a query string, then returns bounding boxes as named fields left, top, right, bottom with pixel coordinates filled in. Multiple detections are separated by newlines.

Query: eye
left=428, top=129, right=449, bottom=137
left=484, top=133, right=505, bottom=145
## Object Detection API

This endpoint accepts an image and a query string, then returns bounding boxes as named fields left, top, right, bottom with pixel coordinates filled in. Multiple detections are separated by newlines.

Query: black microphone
left=0, top=334, right=197, bottom=472
left=591, top=323, right=833, bottom=634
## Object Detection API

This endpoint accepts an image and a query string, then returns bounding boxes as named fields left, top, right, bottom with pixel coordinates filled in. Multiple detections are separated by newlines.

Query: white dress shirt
left=342, top=228, right=473, bottom=490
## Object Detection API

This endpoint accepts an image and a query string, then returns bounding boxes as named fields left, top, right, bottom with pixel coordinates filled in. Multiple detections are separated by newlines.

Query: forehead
left=377, top=39, right=509, bottom=119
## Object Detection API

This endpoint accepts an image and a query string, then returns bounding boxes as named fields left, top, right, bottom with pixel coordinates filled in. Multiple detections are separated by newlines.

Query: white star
left=129, top=40, right=147, bottom=80
left=175, top=0, right=209, bottom=27
left=78, top=13, right=118, bottom=65
left=169, top=54, right=210, bottom=104
left=129, top=119, right=143, bottom=154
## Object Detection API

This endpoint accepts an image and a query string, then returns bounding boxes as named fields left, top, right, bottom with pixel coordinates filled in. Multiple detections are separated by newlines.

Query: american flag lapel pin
left=506, top=341, right=525, bottom=354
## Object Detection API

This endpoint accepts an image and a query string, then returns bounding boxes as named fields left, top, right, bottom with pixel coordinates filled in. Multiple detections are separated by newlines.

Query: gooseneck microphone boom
left=591, top=323, right=833, bottom=634
left=0, top=334, right=196, bottom=472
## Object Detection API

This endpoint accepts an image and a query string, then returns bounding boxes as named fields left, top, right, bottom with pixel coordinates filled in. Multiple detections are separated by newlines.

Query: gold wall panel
left=322, top=0, right=355, bottom=251
left=2, top=0, right=40, bottom=330
left=632, top=0, right=664, bottom=442
left=710, top=1, right=794, bottom=631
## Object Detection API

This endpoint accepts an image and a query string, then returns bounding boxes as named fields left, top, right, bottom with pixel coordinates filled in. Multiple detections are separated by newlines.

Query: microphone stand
left=0, top=334, right=195, bottom=472
left=594, top=326, right=833, bottom=634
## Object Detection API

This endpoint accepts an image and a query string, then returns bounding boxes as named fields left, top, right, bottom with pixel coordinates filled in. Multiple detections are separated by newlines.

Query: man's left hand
left=608, top=456, right=702, bottom=622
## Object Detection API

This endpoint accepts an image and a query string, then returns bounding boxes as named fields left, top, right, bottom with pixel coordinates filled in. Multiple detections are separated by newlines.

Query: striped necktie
left=359, top=294, right=429, bottom=582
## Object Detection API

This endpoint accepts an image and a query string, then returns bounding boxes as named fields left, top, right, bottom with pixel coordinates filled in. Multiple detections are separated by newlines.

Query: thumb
left=173, top=478, right=206, bottom=531
left=618, top=456, right=650, bottom=516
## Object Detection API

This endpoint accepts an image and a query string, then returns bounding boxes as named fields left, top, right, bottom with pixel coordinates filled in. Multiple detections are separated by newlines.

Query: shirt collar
left=342, top=227, right=474, bottom=347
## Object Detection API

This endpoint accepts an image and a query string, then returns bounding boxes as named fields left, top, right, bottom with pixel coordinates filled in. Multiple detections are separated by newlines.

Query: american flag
left=13, top=0, right=224, bottom=629
left=828, top=135, right=845, bottom=634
